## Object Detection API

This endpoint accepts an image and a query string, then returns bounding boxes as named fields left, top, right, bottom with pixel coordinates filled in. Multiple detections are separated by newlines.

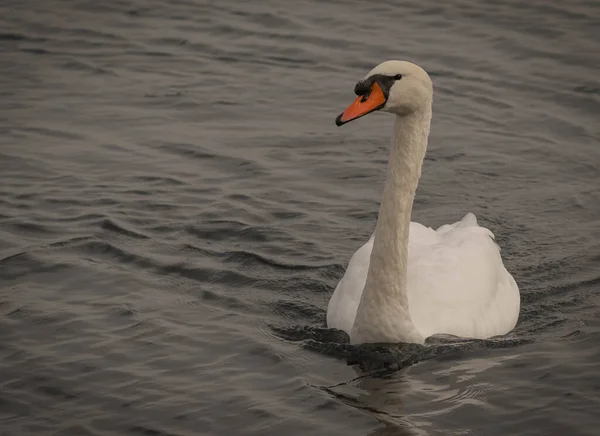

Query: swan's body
left=327, top=61, right=520, bottom=345
left=327, top=214, right=520, bottom=344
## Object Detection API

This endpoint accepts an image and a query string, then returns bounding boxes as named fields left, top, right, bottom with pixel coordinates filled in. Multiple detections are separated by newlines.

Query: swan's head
left=335, top=60, right=433, bottom=126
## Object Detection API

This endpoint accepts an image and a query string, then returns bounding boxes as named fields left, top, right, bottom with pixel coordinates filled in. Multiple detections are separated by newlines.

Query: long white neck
left=351, top=109, right=431, bottom=344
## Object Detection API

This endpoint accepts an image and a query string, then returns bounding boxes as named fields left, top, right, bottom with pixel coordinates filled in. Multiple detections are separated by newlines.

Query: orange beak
left=335, top=82, right=387, bottom=126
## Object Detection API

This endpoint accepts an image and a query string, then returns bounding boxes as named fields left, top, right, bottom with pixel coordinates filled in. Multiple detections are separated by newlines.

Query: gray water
left=1, top=0, right=599, bottom=435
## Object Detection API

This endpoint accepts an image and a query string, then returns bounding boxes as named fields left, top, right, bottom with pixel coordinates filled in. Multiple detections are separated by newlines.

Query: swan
left=326, top=60, right=520, bottom=345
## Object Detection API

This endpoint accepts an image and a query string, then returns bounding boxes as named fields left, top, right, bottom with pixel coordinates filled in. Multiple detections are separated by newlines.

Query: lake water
left=1, top=0, right=599, bottom=435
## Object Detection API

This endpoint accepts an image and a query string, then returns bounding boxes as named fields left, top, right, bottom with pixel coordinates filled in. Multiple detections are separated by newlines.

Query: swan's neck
left=352, top=110, right=431, bottom=344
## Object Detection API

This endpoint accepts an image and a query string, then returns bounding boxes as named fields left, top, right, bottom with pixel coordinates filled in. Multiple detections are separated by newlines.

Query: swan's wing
left=326, top=235, right=374, bottom=335
left=407, top=213, right=520, bottom=339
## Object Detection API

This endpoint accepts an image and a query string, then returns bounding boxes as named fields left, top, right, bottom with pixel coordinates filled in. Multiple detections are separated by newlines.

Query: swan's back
left=407, top=213, right=520, bottom=339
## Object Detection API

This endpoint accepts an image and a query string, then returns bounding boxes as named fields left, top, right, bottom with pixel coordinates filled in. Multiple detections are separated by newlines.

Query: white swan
left=326, top=60, right=520, bottom=345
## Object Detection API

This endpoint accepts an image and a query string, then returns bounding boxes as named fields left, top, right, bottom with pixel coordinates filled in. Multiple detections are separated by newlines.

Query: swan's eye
left=354, top=80, right=370, bottom=96
left=394, top=74, right=402, bottom=80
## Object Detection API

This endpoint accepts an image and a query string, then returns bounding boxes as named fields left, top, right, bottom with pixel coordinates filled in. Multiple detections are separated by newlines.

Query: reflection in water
left=324, top=368, right=426, bottom=436
left=320, top=349, right=521, bottom=436
left=276, top=320, right=536, bottom=434
left=292, top=329, right=529, bottom=434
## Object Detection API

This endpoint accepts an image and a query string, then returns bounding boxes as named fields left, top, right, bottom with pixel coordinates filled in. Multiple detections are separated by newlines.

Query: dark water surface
left=1, top=0, right=600, bottom=435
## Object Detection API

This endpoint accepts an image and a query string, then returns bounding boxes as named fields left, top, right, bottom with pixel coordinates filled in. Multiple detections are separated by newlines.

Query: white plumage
left=327, top=214, right=520, bottom=343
